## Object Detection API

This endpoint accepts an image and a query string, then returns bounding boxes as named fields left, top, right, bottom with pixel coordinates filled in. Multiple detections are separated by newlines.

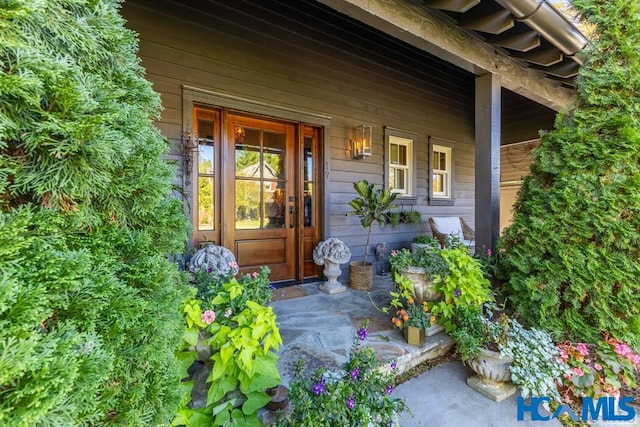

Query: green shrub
left=0, top=0, right=191, bottom=425
left=497, top=0, right=640, bottom=348
left=174, top=271, right=281, bottom=426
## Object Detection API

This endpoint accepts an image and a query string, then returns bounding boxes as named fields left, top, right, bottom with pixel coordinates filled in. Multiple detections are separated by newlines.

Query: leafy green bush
left=174, top=271, right=281, bottom=426
left=427, top=246, right=493, bottom=332
left=497, top=0, right=640, bottom=348
left=0, top=0, right=190, bottom=425
left=194, top=264, right=272, bottom=310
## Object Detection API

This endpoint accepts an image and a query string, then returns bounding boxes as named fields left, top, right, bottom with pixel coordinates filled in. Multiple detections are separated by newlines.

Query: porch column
left=475, top=73, right=501, bottom=253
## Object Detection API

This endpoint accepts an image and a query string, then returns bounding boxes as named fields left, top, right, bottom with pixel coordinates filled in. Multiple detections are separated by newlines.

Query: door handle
left=289, top=206, right=295, bottom=228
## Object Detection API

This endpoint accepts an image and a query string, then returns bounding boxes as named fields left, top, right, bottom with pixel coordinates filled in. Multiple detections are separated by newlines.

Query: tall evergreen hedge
left=498, top=0, right=640, bottom=348
left=0, top=0, right=191, bottom=425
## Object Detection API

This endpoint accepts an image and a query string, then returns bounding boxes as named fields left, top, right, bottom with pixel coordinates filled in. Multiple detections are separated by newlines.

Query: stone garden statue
left=188, top=244, right=239, bottom=275
left=312, top=238, right=351, bottom=294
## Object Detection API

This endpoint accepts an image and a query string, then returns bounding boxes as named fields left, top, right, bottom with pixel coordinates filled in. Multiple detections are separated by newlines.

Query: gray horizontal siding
left=123, top=0, right=480, bottom=257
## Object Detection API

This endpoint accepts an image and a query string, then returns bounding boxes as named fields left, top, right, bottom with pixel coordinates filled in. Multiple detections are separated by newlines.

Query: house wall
left=122, top=0, right=481, bottom=261
left=499, top=140, right=539, bottom=233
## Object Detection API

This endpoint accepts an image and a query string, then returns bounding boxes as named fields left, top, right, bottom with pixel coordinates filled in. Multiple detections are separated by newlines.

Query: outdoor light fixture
left=351, top=124, right=372, bottom=159
left=234, top=125, right=246, bottom=142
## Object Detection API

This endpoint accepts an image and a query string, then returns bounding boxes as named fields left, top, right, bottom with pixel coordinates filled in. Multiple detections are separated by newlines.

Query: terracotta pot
left=402, top=326, right=426, bottom=346
left=349, top=261, right=373, bottom=290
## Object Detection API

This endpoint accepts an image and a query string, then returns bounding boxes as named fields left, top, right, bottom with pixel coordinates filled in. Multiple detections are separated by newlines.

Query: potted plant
left=346, top=180, right=399, bottom=290
left=410, top=234, right=440, bottom=253
left=426, top=245, right=493, bottom=332
left=449, top=306, right=568, bottom=402
left=401, top=209, right=422, bottom=225
left=388, top=246, right=448, bottom=303
left=389, top=297, right=435, bottom=345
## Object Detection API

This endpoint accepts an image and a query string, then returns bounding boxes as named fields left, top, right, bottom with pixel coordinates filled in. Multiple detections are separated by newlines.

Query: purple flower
left=390, top=361, right=397, bottom=370
left=346, top=394, right=355, bottom=410
left=350, top=367, right=360, bottom=381
left=386, top=384, right=394, bottom=395
left=206, top=267, right=213, bottom=273
left=357, top=326, right=368, bottom=341
left=312, top=378, right=326, bottom=396
left=454, top=288, right=461, bottom=298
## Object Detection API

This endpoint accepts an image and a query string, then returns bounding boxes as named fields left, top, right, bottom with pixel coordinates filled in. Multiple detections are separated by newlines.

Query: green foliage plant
left=278, top=321, right=407, bottom=426
left=497, top=0, right=640, bottom=347
left=388, top=247, right=448, bottom=280
left=347, top=180, right=399, bottom=264
left=194, top=264, right=272, bottom=311
left=386, top=211, right=402, bottom=228
left=450, top=309, right=568, bottom=401
left=0, top=0, right=191, bottom=425
left=401, top=210, right=422, bottom=225
left=174, top=271, right=282, bottom=427
left=412, top=234, right=439, bottom=246
left=498, top=318, right=569, bottom=401
left=427, top=246, right=493, bottom=332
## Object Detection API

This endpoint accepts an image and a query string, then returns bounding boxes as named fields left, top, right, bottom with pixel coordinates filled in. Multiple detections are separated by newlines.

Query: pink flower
left=201, top=310, right=216, bottom=324
left=229, top=261, right=239, bottom=270
left=576, top=343, right=589, bottom=356
left=224, top=308, right=233, bottom=318
left=486, top=248, right=492, bottom=256
left=252, top=271, right=259, bottom=278
left=593, top=363, right=603, bottom=371
left=628, top=354, right=640, bottom=366
left=571, top=367, right=584, bottom=377
left=614, top=343, right=631, bottom=356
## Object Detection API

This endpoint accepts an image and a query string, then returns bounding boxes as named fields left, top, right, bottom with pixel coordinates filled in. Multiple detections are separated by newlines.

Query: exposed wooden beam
left=315, top=0, right=575, bottom=111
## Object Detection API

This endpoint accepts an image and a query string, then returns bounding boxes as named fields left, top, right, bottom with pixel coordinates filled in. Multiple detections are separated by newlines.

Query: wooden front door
left=192, top=106, right=321, bottom=283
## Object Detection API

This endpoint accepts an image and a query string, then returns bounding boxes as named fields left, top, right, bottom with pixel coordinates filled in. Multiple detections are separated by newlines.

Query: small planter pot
left=402, top=326, right=426, bottom=346
left=398, top=266, right=441, bottom=303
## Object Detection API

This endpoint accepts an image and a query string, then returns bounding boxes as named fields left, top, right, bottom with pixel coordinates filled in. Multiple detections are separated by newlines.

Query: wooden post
left=475, top=73, right=501, bottom=253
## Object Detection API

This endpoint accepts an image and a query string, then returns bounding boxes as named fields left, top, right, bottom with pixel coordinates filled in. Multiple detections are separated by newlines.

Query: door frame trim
left=182, top=85, right=333, bottom=253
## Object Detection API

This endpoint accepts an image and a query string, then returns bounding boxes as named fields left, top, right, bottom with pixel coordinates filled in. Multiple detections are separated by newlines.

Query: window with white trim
left=387, top=135, right=413, bottom=196
left=432, top=144, right=452, bottom=199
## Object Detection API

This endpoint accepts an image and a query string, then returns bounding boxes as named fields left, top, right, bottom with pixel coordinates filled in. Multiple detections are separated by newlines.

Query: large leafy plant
left=174, top=273, right=282, bottom=426
left=347, top=180, right=399, bottom=264
left=427, top=246, right=493, bottom=332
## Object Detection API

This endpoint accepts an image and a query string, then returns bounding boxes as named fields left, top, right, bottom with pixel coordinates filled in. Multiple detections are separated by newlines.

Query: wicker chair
left=428, top=216, right=475, bottom=251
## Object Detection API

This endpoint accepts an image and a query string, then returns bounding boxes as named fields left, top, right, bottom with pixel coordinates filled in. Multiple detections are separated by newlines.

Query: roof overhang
left=316, top=0, right=584, bottom=111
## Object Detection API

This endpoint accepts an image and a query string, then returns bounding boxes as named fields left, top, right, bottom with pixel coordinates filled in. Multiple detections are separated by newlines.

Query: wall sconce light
left=234, top=125, right=246, bottom=142
left=351, top=124, right=372, bottom=159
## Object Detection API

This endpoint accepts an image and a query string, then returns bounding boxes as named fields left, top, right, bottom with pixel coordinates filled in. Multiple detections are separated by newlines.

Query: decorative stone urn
left=465, top=348, right=516, bottom=402
left=398, top=266, right=441, bottom=303
left=313, top=238, right=351, bottom=294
